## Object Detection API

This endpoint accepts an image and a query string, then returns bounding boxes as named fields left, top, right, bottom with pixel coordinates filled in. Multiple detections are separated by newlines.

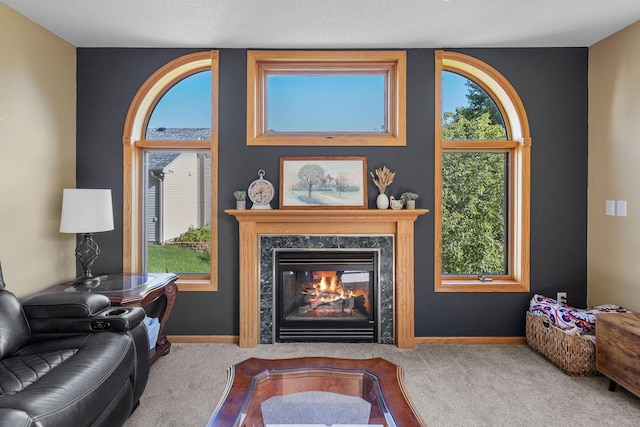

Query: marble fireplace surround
left=260, top=236, right=394, bottom=344
left=226, top=209, right=428, bottom=349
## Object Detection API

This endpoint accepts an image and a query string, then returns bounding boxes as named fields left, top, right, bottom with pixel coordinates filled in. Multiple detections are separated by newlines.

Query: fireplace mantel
left=226, top=209, right=428, bottom=348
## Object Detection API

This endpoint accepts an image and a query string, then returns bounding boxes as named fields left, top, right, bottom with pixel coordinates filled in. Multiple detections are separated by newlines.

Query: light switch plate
left=617, top=200, right=627, bottom=217
left=605, top=200, right=615, bottom=216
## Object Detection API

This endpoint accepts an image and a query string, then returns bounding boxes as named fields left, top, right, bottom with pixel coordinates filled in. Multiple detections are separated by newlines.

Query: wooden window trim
left=246, top=50, right=406, bottom=146
left=434, top=50, right=531, bottom=293
left=122, top=51, right=219, bottom=291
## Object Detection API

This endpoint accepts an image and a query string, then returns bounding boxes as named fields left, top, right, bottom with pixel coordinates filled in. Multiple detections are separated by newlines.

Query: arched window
left=123, top=51, right=219, bottom=291
left=435, top=50, right=530, bottom=292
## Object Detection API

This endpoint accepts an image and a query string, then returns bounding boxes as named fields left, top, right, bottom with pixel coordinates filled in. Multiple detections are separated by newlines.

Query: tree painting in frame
left=280, top=156, right=368, bottom=209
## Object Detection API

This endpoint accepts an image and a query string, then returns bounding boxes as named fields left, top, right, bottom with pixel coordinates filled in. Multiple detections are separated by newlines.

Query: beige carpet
left=125, top=343, right=640, bottom=426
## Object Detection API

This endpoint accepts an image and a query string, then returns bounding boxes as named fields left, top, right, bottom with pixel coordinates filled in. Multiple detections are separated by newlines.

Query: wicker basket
left=525, top=311, right=598, bottom=376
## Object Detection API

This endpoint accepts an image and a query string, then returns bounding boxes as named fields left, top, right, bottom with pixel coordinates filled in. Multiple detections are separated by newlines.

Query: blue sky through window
left=266, top=74, right=385, bottom=132
left=442, top=71, right=471, bottom=114
left=147, top=71, right=211, bottom=129
left=146, top=68, right=470, bottom=130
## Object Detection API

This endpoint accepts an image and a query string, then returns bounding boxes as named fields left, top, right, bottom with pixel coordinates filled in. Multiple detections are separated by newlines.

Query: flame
left=301, top=271, right=368, bottom=311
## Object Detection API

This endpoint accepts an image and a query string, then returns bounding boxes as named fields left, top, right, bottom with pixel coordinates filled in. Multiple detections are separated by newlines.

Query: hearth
left=275, top=250, right=378, bottom=342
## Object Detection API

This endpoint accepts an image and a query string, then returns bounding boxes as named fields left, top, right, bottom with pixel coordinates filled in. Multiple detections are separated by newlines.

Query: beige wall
left=0, top=4, right=76, bottom=297
left=588, top=21, right=640, bottom=311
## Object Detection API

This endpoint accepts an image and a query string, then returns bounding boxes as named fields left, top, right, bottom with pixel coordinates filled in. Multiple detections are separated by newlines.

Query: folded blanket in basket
left=529, top=294, right=629, bottom=335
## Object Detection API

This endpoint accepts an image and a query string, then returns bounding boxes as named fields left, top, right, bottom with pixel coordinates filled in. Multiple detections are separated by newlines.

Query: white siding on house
left=147, top=179, right=160, bottom=243
left=162, top=153, right=198, bottom=241
left=198, top=152, right=211, bottom=228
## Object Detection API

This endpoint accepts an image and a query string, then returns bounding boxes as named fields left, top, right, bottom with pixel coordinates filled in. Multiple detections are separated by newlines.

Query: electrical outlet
left=557, top=292, right=567, bottom=304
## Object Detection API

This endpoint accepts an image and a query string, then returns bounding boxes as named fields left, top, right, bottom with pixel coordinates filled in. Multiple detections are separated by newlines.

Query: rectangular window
left=247, top=50, right=406, bottom=146
left=442, top=151, right=508, bottom=276
left=266, top=74, right=386, bottom=132
left=143, top=150, right=211, bottom=276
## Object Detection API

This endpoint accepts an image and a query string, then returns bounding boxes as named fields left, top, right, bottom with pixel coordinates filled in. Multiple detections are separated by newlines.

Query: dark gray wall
left=76, top=47, right=588, bottom=337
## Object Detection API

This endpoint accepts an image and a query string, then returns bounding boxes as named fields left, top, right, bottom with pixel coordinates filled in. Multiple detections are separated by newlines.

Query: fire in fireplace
left=275, top=250, right=378, bottom=342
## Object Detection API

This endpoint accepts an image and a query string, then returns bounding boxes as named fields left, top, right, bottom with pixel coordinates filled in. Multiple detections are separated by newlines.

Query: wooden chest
left=596, top=312, right=640, bottom=397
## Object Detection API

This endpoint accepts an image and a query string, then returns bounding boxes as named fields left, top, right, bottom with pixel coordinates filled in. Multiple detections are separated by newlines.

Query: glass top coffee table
left=206, top=357, right=425, bottom=426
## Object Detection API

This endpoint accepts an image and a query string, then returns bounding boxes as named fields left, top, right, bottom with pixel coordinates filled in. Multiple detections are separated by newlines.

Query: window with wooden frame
left=123, top=51, right=219, bottom=291
left=434, top=50, right=531, bottom=292
left=247, top=50, right=406, bottom=146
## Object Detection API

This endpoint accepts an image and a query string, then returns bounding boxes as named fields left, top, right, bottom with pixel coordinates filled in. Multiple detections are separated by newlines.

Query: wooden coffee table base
left=206, top=357, right=425, bottom=426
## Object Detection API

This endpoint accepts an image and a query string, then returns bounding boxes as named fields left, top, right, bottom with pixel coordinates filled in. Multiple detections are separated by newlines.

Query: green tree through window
left=442, top=72, right=508, bottom=276
left=442, top=152, right=506, bottom=275
left=435, top=50, right=530, bottom=293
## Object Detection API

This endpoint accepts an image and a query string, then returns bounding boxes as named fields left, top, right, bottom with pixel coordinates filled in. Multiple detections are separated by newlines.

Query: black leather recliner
left=0, top=263, right=149, bottom=426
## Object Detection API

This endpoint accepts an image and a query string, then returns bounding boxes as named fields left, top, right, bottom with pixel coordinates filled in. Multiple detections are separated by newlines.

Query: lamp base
left=74, top=233, right=101, bottom=289
left=72, top=274, right=102, bottom=289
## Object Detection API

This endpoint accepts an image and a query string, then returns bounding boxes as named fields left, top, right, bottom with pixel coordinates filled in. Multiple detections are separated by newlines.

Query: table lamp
left=60, top=188, right=114, bottom=287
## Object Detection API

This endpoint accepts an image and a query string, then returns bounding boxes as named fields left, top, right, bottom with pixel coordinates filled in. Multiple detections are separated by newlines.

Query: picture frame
left=280, top=156, right=368, bottom=209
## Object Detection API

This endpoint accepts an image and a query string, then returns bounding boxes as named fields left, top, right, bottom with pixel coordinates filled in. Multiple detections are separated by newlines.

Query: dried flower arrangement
left=370, top=166, right=395, bottom=194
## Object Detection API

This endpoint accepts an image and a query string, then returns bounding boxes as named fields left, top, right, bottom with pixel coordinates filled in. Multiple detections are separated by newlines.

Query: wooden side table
left=49, top=273, right=178, bottom=366
left=596, top=312, right=640, bottom=398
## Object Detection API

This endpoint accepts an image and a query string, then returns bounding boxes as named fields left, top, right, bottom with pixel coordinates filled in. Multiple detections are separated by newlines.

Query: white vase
left=236, top=200, right=246, bottom=210
left=406, top=200, right=416, bottom=210
left=376, top=193, right=389, bottom=209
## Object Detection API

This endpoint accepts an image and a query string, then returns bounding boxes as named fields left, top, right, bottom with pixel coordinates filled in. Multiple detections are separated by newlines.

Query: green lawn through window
left=147, top=244, right=210, bottom=274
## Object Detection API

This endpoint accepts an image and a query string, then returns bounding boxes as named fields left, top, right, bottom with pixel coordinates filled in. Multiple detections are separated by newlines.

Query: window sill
left=435, top=278, right=529, bottom=293
left=247, top=133, right=406, bottom=147
left=176, top=278, right=217, bottom=292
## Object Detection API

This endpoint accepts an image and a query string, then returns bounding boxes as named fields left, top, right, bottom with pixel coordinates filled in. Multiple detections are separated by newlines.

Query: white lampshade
left=60, top=189, right=114, bottom=233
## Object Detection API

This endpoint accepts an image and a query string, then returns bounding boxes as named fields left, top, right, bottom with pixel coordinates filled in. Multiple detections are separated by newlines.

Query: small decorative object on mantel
left=400, top=192, right=419, bottom=210
left=389, top=196, right=404, bottom=210
left=234, top=191, right=246, bottom=210
left=370, top=166, right=395, bottom=209
left=247, top=170, right=275, bottom=210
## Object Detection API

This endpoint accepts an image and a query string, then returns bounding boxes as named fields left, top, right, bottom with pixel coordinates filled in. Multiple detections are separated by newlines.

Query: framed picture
left=280, top=156, right=368, bottom=209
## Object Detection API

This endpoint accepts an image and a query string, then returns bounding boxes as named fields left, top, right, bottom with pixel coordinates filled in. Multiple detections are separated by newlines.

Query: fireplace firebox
left=275, top=250, right=378, bottom=342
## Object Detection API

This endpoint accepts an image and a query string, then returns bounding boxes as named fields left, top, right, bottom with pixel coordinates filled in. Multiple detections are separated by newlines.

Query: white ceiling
left=3, top=0, right=640, bottom=48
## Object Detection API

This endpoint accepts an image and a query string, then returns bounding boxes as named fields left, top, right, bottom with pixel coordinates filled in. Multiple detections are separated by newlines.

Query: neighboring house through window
left=123, top=51, right=219, bottom=291
left=435, top=50, right=531, bottom=292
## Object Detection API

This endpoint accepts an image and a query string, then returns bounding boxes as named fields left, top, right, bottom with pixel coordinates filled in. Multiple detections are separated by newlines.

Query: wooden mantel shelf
left=226, top=208, right=428, bottom=222
left=226, top=208, right=428, bottom=349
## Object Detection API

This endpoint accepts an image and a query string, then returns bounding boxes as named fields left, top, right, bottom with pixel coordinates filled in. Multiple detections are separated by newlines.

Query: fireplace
left=260, top=235, right=395, bottom=344
left=226, top=209, right=428, bottom=348
left=275, top=250, right=378, bottom=342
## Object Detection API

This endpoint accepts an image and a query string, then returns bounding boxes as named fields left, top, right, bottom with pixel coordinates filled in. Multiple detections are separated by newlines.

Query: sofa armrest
left=21, top=292, right=111, bottom=318
left=22, top=292, right=146, bottom=335
left=91, top=306, right=146, bottom=332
